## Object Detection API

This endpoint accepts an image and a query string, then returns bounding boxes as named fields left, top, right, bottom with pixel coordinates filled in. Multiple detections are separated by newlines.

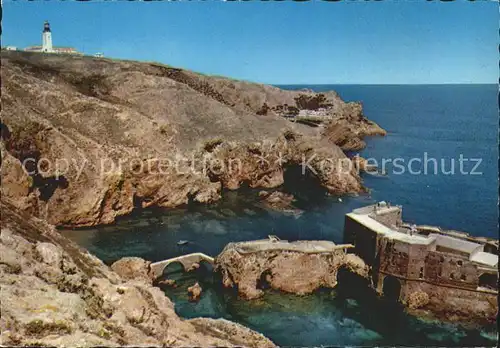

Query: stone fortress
left=344, top=201, right=498, bottom=321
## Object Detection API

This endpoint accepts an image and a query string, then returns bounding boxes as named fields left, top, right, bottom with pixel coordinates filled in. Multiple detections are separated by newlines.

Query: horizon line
left=272, top=82, right=498, bottom=86
left=2, top=50, right=496, bottom=87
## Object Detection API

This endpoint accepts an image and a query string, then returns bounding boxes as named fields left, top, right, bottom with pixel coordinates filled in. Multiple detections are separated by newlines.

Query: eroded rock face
left=402, top=282, right=498, bottom=327
left=215, top=240, right=368, bottom=299
left=322, top=102, right=386, bottom=151
left=407, top=291, right=431, bottom=310
left=0, top=198, right=275, bottom=347
left=352, top=155, right=378, bottom=174
left=187, top=282, right=203, bottom=302
left=188, top=318, right=275, bottom=348
left=258, top=191, right=303, bottom=216
left=110, top=257, right=153, bottom=283
left=1, top=51, right=384, bottom=227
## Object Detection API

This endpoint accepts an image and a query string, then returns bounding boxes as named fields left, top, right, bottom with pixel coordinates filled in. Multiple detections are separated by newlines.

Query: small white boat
left=177, top=240, right=189, bottom=246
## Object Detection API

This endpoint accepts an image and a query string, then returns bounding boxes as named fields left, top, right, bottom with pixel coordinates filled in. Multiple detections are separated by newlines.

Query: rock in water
left=188, top=282, right=203, bottom=302
left=158, top=279, right=177, bottom=287
left=260, top=191, right=304, bottom=216
left=188, top=262, right=200, bottom=272
left=215, top=239, right=368, bottom=299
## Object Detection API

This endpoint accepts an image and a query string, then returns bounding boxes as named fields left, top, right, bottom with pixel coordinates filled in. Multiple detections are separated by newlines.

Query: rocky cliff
left=0, top=197, right=275, bottom=347
left=1, top=51, right=385, bottom=227
left=215, top=240, right=368, bottom=299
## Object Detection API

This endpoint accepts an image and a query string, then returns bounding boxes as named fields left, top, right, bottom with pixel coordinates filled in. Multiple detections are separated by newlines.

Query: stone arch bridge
left=149, top=253, right=214, bottom=279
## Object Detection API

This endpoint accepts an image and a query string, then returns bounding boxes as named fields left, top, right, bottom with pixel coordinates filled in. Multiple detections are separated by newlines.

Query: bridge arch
left=382, top=275, right=401, bottom=301
left=149, top=253, right=215, bottom=279
left=161, top=261, right=185, bottom=278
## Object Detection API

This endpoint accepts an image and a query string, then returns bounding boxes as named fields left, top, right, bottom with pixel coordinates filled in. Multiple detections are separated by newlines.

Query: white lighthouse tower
left=42, top=21, right=53, bottom=52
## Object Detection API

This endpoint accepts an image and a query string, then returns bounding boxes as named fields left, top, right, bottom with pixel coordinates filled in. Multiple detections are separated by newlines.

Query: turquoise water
left=153, top=265, right=497, bottom=346
left=62, top=85, right=498, bottom=346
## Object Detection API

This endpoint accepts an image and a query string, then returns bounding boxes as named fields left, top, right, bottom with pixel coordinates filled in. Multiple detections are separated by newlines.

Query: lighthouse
left=24, top=21, right=81, bottom=55
left=42, top=21, right=53, bottom=52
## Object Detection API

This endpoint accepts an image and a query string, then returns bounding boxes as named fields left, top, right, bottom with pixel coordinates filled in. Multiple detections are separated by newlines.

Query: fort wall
left=402, top=279, right=498, bottom=324
left=344, top=202, right=498, bottom=325
left=343, top=215, right=378, bottom=266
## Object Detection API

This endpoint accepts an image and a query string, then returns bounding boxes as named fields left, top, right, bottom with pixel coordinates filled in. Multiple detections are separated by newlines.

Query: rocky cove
left=1, top=51, right=498, bottom=347
left=0, top=51, right=387, bottom=346
left=69, top=199, right=497, bottom=346
left=95, top=201, right=497, bottom=345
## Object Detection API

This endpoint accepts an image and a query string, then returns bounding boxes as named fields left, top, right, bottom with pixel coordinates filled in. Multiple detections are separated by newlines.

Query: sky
left=2, top=0, right=497, bottom=84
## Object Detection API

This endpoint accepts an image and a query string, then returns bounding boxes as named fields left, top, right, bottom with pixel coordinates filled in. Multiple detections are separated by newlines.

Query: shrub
left=25, top=319, right=72, bottom=337
left=203, top=138, right=224, bottom=152
left=294, top=93, right=333, bottom=110
left=159, top=124, right=169, bottom=135
left=257, top=103, right=270, bottom=116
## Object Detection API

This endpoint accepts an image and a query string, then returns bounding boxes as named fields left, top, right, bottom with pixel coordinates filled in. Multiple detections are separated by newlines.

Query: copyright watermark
left=20, top=151, right=483, bottom=181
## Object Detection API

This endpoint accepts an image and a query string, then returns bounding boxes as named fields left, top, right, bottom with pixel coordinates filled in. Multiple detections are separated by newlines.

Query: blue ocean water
left=62, top=84, right=498, bottom=346
left=284, top=84, right=499, bottom=238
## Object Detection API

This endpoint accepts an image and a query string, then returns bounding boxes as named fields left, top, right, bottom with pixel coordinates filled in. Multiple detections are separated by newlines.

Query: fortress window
left=449, top=273, right=454, bottom=280
left=460, top=274, right=466, bottom=281
left=419, top=267, right=424, bottom=279
left=478, top=273, right=498, bottom=290
left=457, top=260, right=463, bottom=266
left=440, top=256, right=444, bottom=263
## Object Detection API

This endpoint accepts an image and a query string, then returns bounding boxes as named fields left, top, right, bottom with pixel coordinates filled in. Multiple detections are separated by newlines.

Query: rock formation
left=322, top=102, right=386, bottom=151
left=406, top=291, right=431, bottom=310
left=352, top=155, right=378, bottom=174
left=258, top=191, right=303, bottom=216
left=0, top=197, right=274, bottom=347
left=1, top=51, right=385, bottom=227
left=187, top=282, right=203, bottom=302
left=215, top=240, right=368, bottom=299
left=158, top=279, right=177, bottom=287
left=110, top=257, right=154, bottom=283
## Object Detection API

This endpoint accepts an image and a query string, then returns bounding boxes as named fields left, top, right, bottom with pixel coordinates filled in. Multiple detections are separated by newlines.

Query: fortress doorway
left=382, top=275, right=401, bottom=301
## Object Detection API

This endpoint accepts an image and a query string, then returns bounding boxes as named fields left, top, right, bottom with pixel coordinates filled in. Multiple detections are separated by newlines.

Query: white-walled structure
left=24, top=21, right=82, bottom=55
left=42, top=21, right=53, bottom=52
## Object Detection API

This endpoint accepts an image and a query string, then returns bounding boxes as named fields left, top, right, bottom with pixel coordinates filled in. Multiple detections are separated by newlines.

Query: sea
left=62, top=84, right=499, bottom=346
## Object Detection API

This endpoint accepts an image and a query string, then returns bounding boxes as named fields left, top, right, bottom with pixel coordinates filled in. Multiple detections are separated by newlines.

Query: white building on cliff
left=24, top=21, right=82, bottom=55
